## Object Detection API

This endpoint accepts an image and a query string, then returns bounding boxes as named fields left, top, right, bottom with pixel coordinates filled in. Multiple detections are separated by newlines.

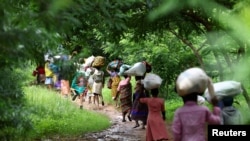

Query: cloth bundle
left=92, top=56, right=105, bottom=67
left=124, top=62, right=146, bottom=76
left=118, top=64, right=131, bottom=76
left=142, top=73, right=162, bottom=90
left=108, top=60, right=123, bottom=70
left=204, top=80, right=242, bottom=102
left=84, top=55, right=95, bottom=67
left=176, top=67, right=215, bottom=97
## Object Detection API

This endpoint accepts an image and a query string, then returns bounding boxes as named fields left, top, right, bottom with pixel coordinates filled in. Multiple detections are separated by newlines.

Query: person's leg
left=94, top=93, right=99, bottom=107
left=72, top=90, right=78, bottom=101
left=99, top=93, right=104, bottom=106
left=122, top=112, right=126, bottom=122
left=115, top=99, right=119, bottom=107
left=133, top=120, right=139, bottom=128
left=88, top=96, right=91, bottom=104
left=96, top=94, right=99, bottom=107
left=127, top=110, right=132, bottom=121
left=141, top=120, right=146, bottom=129
left=114, top=93, right=119, bottom=107
left=93, top=95, right=95, bottom=104
left=37, top=75, right=40, bottom=84
left=79, top=94, right=84, bottom=109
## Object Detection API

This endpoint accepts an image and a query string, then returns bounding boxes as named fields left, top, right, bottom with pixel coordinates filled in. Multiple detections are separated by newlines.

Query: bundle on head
left=175, top=67, right=215, bottom=98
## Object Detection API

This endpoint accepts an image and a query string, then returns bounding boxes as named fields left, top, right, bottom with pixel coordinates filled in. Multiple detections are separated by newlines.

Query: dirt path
left=71, top=97, right=174, bottom=141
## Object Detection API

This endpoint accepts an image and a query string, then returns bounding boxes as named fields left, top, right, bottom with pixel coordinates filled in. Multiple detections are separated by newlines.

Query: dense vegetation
left=1, top=0, right=250, bottom=140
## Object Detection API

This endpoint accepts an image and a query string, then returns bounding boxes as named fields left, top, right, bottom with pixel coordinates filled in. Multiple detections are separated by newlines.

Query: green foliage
left=1, top=0, right=250, bottom=138
left=0, top=68, right=32, bottom=140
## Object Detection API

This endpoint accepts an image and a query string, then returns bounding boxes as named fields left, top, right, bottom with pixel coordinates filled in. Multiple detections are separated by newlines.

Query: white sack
left=118, top=64, right=131, bottom=76
left=85, top=55, right=95, bottom=67
left=142, top=73, right=162, bottom=90
left=124, top=62, right=146, bottom=76
left=204, top=81, right=242, bottom=102
left=176, top=67, right=215, bottom=97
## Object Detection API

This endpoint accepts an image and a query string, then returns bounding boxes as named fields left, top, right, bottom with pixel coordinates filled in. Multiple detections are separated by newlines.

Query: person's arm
left=124, top=76, right=131, bottom=84
left=102, top=71, right=105, bottom=87
left=106, top=68, right=111, bottom=75
left=161, top=99, right=166, bottom=120
left=207, top=96, right=221, bottom=125
left=162, top=111, right=166, bottom=120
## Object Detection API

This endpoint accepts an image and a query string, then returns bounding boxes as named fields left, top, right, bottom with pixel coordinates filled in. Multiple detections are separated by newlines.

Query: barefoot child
left=140, top=88, right=169, bottom=141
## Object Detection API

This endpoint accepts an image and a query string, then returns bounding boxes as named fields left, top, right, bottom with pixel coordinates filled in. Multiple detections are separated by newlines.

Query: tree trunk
left=169, top=30, right=205, bottom=69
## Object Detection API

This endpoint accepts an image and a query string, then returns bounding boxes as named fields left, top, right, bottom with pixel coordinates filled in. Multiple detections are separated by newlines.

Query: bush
left=0, top=68, right=32, bottom=140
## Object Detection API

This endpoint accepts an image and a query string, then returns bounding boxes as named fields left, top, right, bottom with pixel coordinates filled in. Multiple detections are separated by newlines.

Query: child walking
left=139, top=88, right=169, bottom=141
left=221, top=96, right=243, bottom=125
left=172, top=67, right=221, bottom=141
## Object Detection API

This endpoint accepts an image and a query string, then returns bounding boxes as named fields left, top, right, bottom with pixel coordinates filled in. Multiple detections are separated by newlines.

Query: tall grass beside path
left=23, top=86, right=111, bottom=140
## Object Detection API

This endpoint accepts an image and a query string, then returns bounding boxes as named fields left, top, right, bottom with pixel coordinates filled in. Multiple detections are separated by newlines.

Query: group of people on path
left=106, top=60, right=169, bottom=141
left=34, top=54, right=244, bottom=141
left=33, top=52, right=107, bottom=109
left=108, top=65, right=243, bottom=141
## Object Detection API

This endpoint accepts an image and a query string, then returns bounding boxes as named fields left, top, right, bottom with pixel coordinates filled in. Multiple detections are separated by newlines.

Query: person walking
left=86, top=69, right=95, bottom=104
left=44, top=59, right=54, bottom=90
left=131, top=76, right=149, bottom=129
left=59, top=58, right=73, bottom=98
left=221, top=96, right=243, bottom=125
left=107, top=67, right=121, bottom=107
left=140, top=88, right=169, bottom=141
left=33, top=62, right=45, bottom=85
left=71, top=72, right=88, bottom=109
left=172, top=67, right=221, bottom=141
left=92, top=67, right=105, bottom=107
left=116, top=74, right=132, bottom=122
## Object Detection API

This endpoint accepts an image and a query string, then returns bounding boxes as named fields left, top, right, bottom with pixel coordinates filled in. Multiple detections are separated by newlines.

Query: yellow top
left=44, top=62, right=54, bottom=77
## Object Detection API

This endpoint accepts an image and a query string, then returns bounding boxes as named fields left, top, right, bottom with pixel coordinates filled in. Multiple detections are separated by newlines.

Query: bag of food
left=176, top=67, right=215, bottom=97
left=92, top=56, right=105, bottom=67
left=84, top=55, right=95, bottom=67
left=142, top=73, right=162, bottom=90
left=124, top=62, right=146, bottom=76
left=204, top=81, right=242, bottom=102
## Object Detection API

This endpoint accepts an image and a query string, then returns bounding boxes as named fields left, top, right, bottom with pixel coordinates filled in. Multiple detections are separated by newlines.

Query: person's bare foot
left=133, top=124, right=139, bottom=128
left=127, top=115, right=132, bottom=121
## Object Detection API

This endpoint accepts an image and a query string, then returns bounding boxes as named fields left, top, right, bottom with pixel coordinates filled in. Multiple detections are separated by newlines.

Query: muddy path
left=67, top=96, right=174, bottom=141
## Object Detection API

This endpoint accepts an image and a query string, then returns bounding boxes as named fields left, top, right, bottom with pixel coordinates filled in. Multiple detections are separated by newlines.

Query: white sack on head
left=118, top=64, right=131, bottom=76
left=176, top=67, right=215, bottom=97
left=204, top=80, right=242, bottom=102
left=85, top=55, right=95, bottom=67
left=124, top=62, right=146, bottom=76
left=142, top=73, right=162, bottom=90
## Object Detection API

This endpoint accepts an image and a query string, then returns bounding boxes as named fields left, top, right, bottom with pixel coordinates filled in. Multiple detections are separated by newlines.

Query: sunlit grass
left=23, top=86, right=111, bottom=140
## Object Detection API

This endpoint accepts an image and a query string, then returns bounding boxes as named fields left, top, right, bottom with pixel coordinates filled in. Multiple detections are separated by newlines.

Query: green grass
left=23, top=86, right=111, bottom=140
left=165, top=97, right=183, bottom=122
